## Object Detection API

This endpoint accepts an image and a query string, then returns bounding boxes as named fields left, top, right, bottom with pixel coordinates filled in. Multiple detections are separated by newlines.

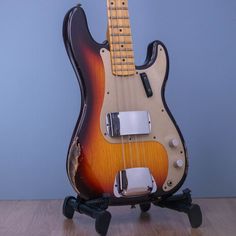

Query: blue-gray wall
left=0, top=0, right=235, bottom=200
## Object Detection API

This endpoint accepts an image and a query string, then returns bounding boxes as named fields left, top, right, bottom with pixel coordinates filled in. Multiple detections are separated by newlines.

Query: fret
left=112, top=64, right=135, bottom=69
left=112, top=67, right=135, bottom=71
left=109, top=25, right=130, bottom=28
left=109, top=29, right=131, bottom=35
left=110, top=33, right=131, bottom=36
left=111, top=51, right=133, bottom=57
left=112, top=55, right=134, bottom=59
left=113, top=62, right=134, bottom=65
left=113, top=68, right=135, bottom=72
left=113, top=62, right=135, bottom=66
left=109, top=16, right=129, bottom=19
left=113, top=57, right=134, bottom=61
left=113, top=63, right=135, bottom=68
left=110, top=41, right=132, bottom=44
left=111, top=49, right=133, bottom=51
left=110, top=44, right=133, bottom=50
left=108, top=7, right=128, bottom=10
left=112, top=68, right=136, bottom=76
left=113, top=60, right=135, bottom=65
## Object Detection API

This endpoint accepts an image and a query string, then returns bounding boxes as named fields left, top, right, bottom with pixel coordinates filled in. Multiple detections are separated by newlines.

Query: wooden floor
left=0, top=198, right=235, bottom=236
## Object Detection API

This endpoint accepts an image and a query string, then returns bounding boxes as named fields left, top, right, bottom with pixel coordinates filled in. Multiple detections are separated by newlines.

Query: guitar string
left=128, top=13, right=146, bottom=169
left=109, top=0, right=127, bottom=169
left=116, top=0, right=136, bottom=169
left=110, top=0, right=158, bottom=189
left=122, top=1, right=144, bottom=170
left=114, top=0, right=142, bottom=168
left=114, top=0, right=135, bottom=169
left=111, top=0, right=145, bottom=170
left=122, top=0, right=143, bottom=168
left=129, top=0, right=149, bottom=169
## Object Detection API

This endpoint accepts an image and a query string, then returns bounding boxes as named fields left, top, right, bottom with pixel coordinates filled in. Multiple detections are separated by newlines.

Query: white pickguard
left=99, top=44, right=187, bottom=192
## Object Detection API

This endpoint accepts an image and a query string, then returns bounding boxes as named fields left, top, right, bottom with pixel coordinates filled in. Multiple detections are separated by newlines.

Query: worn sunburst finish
left=63, top=5, right=188, bottom=202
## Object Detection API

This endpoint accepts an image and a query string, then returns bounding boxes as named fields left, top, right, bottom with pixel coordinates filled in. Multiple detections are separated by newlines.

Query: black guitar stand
left=63, top=188, right=202, bottom=235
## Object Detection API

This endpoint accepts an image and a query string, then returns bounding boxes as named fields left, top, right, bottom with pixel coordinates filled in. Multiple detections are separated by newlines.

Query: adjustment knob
left=175, top=159, right=184, bottom=168
left=169, top=139, right=179, bottom=148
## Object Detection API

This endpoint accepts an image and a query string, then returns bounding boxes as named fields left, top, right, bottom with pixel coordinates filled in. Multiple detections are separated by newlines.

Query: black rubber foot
left=187, top=204, right=202, bottom=228
left=63, top=196, right=76, bottom=219
left=95, top=211, right=112, bottom=235
left=139, top=203, right=151, bottom=212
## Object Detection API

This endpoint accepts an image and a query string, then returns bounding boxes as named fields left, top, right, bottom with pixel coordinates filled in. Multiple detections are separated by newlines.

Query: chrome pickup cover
left=113, top=167, right=157, bottom=197
left=106, top=111, right=151, bottom=137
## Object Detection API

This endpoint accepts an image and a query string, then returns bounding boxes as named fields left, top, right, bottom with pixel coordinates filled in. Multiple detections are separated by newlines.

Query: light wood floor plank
left=0, top=198, right=236, bottom=236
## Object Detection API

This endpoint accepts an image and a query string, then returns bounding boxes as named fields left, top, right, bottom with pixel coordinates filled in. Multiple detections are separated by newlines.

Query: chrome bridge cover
left=106, top=111, right=151, bottom=137
left=113, top=167, right=157, bottom=197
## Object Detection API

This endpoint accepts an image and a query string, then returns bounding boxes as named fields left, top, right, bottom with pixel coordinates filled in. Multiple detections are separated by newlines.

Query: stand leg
left=154, top=189, right=202, bottom=228
left=63, top=196, right=111, bottom=235
left=78, top=203, right=111, bottom=235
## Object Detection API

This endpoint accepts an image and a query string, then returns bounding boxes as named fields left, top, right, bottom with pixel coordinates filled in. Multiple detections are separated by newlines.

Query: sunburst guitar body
left=63, top=2, right=188, bottom=203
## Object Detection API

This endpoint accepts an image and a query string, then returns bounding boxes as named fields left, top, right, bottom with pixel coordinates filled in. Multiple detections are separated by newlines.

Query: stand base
left=63, top=188, right=202, bottom=235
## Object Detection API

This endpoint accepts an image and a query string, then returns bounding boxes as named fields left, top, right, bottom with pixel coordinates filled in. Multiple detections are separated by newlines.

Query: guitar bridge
left=113, top=167, right=157, bottom=197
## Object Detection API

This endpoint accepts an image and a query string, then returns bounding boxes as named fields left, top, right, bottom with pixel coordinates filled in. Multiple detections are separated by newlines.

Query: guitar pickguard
left=99, top=44, right=187, bottom=192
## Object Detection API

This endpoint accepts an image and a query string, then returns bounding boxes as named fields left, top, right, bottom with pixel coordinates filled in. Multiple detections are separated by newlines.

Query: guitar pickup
left=140, top=72, right=153, bottom=97
left=106, top=111, right=151, bottom=137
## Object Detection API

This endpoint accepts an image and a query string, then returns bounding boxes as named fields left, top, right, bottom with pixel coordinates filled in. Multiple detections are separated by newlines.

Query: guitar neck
left=106, top=0, right=136, bottom=76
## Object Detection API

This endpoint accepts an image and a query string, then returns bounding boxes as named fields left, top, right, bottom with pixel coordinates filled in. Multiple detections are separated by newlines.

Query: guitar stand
left=63, top=188, right=202, bottom=235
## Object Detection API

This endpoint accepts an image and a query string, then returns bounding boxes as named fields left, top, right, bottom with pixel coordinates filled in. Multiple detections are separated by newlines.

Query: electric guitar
left=63, top=1, right=188, bottom=203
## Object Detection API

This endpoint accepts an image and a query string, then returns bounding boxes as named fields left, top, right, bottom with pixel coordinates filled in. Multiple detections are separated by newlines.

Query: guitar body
left=63, top=5, right=188, bottom=202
